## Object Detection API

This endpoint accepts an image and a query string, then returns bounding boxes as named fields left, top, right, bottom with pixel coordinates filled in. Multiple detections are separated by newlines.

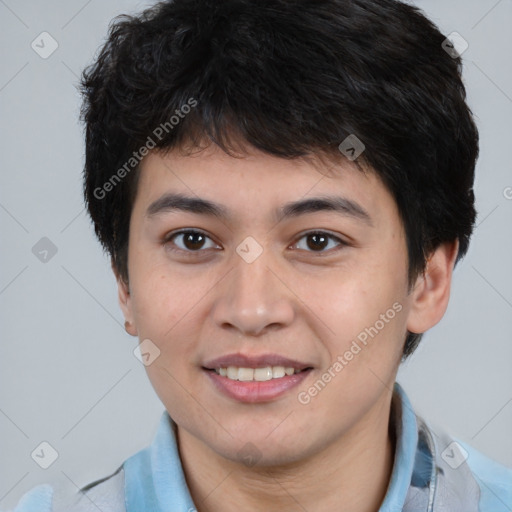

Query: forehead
left=133, top=144, right=398, bottom=227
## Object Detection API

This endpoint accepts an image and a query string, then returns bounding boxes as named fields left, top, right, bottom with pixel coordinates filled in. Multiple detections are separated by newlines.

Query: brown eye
left=306, top=233, right=329, bottom=251
left=293, top=231, right=346, bottom=254
left=165, top=230, right=218, bottom=253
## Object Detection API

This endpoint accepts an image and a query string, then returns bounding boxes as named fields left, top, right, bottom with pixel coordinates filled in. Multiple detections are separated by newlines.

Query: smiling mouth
left=204, top=366, right=313, bottom=382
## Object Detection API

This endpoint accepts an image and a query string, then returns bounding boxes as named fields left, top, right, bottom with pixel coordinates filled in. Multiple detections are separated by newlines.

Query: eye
left=163, top=229, right=347, bottom=256
left=164, top=229, right=220, bottom=253
left=292, top=231, right=347, bottom=254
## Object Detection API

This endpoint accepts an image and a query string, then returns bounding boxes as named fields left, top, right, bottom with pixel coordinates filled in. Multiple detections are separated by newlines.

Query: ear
left=406, top=240, right=459, bottom=334
left=112, top=260, right=138, bottom=337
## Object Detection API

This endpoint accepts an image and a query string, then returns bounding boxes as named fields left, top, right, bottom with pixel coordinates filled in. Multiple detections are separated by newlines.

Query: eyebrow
left=146, top=192, right=373, bottom=226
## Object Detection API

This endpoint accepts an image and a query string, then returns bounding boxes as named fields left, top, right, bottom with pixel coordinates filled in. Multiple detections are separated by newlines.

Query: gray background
left=0, top=0, right=511, bottom=509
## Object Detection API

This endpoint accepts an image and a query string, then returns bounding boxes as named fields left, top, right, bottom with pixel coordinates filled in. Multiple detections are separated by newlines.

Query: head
left=80, top=0, right=478, bottom=465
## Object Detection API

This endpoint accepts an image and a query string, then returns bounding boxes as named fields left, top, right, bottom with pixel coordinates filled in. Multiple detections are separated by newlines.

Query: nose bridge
left=212, top=238, right=295, bottom=336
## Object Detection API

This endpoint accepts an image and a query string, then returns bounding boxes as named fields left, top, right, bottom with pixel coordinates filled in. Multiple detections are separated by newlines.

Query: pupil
left=308, top=233, right=328, bottom=251
left=185, top=232, right=204, bottom=250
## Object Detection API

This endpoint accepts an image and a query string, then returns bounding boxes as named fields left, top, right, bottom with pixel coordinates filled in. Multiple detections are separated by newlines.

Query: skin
left=116, top=142, right=458, bottom=512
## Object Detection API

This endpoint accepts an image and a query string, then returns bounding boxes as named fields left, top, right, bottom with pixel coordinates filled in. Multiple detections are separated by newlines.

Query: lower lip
left=204, top=369, right=312, bottom=403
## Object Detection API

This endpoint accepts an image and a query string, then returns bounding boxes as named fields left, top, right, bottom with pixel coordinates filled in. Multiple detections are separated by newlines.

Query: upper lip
left=203, top=353, right=313, bottom=370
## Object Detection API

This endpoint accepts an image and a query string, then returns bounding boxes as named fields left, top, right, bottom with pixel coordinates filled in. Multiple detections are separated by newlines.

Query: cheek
left=299, top=274, right=407, bottom=416
left=128, top=263, right=215, bottom=367
left=306, top=268, right=405, bottom=343
left=131, top=269, right=206, bottom=417
left=128, top=248, right=196, bottom=336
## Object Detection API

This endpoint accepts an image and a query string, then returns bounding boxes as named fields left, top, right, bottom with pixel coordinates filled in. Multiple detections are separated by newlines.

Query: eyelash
left=163, top=229, right=348, bottom=256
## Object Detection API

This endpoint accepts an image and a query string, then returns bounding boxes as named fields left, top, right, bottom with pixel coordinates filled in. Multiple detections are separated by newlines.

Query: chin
left=211, top=432, right=312, bottom=469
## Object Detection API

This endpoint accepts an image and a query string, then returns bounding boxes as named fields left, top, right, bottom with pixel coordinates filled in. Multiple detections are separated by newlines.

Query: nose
left=211, top=247, right=296, bottom=337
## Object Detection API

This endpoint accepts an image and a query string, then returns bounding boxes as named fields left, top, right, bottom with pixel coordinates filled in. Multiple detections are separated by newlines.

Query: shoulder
left=421, top=416, right=512, bottom=512
left=2, top=467, right=126, bottom=512
left=458, top=440, right=512, bottom=511
left=57, top=465, right=125, bottom=512
left=0, top=484, right=54, bottom=512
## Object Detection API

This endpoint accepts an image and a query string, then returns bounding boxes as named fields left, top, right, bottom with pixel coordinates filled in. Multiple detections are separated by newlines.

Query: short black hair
left=79, top=0, right=479, bottom=358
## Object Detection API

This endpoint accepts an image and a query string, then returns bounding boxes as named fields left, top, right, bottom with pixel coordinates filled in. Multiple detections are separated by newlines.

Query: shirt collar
left=378, top=382, right=422, bottom=512
left=123, top=382, right=423, bottom=512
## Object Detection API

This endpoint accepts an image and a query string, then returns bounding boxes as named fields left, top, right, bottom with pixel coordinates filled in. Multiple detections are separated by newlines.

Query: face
left=118, top=143, right=450, bottom=466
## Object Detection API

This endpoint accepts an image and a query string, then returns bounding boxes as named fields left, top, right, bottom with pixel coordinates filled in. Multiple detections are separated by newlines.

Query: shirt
left=5, top=383, right=512, bottom=511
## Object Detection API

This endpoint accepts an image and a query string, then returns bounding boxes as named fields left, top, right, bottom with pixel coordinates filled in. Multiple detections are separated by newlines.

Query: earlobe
left=406, top=240, right=459, bottom=335
left=112, top=260, right=138, bottom=337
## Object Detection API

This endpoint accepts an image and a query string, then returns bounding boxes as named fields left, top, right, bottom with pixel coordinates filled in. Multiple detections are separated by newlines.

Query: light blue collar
left=378, top=382, right=420, bottom=512
left=123, top=382, right=420, bottom=512
left=123, top=414, right=196, bottom=511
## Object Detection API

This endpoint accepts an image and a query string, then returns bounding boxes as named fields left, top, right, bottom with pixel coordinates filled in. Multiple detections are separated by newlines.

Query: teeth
left=227, top=366, right=238, bottom=379
left=254, top=367, right=273, bottom=381
left=272, top=366, right=285, bottom=378
left=237, top=367, right=254, bottom=381
left=215, top=365, right=301, bottom=381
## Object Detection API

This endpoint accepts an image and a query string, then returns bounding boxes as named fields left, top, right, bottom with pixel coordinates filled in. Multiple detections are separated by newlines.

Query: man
left=7, top=0, right=511, bottom=510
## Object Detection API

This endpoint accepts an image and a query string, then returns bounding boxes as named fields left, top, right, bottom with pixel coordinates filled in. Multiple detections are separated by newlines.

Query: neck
left=177, top=395, right=396, bottom=512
